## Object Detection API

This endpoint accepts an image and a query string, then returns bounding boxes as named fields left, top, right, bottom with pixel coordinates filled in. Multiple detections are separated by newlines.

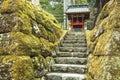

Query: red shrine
left=66, top=5, right=90, bottom=31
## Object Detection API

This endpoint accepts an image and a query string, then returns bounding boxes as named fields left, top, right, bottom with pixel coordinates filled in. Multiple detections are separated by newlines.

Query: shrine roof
left=66, top=5, right=90, bottom=14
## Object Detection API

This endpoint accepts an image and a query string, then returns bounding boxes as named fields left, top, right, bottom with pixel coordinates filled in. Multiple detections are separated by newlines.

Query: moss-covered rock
left=0, top=0, right=63, bottom=56
left=0, top=56, right=34, bottom=80
left=87, top=0, right=120, bottom=56
left=86, top=0, right=120, bottom=80
left=33, top=55, right=54, bottom=77
left=87, top=56, right=120, bottom=80
left=0, top=0, right=63, bottom=79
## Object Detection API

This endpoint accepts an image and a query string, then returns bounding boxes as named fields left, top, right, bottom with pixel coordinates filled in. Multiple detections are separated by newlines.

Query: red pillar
left=71, top=15, right=74, bottom=31
left=82, top=15, right=84, bottom=30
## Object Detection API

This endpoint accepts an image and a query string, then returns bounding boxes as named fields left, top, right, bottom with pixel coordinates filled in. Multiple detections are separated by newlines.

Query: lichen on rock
left=0, top=0, right=63, bottom=56
left=0, top=0, right=63, bottom=79
left=0, top=56, right=34, bottom=80
left=86, top=0, right=120, bottom=80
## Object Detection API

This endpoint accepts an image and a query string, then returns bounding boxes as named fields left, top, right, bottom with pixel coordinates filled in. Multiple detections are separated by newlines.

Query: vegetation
left=40, top=0, right=63, bottom=23
left=75, top=0, right=88, bottom=4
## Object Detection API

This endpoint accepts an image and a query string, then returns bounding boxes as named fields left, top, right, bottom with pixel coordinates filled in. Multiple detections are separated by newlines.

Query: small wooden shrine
left=66, top=5, right=90, bottom=31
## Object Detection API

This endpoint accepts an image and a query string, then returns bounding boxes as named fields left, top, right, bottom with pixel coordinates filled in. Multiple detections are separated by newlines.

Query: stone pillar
left=63, top=0, right=71, bottom=30
left=63, top=14, right=67, bottom=30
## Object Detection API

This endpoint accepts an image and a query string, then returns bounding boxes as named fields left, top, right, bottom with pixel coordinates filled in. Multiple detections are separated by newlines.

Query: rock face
left=86, top=0, right=120, bottom=80
left=0, top=0, right=63, bottom=79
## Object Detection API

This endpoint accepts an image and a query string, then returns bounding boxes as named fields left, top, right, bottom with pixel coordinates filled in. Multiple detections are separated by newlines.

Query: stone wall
left=86, top=0, right=120, bottom=80
left=0, top=0, right=63, bottom=79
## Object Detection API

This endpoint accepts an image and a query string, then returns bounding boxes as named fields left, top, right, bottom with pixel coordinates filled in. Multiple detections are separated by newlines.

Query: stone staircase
left=46, top=31, right=87, bottom=80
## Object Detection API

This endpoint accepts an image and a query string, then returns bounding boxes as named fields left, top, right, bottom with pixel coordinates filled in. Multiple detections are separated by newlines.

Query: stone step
left=54, top=57, right=87, bottom=64
left=59, top=47, right=87, bottom=52
left=46, top=72, right=86, bottom=80
left=64, top=36, right=86, bottom=40
left=62, top=40, right=86, bottom=43
left=64, top=36, right=86, bottom=39
left=56, top=52, right=87, bottom=58
left=65, top=32, right=85, bottom=35
left=51, top=64, right=87, bottom=74
left=67, top=32, right=85, bottom=35
left=64, top=37, right=86, bottom=40
left=65, top=34, right=85, bottom=37
left=60, top=43, right=87, bottom=47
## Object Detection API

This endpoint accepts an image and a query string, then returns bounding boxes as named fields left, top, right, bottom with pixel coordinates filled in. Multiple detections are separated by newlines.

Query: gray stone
left=59, top=47, right=73, bottom=52
left=60, top=43, right=73, bottom=47
left=54, top=57, right=87, bottom=64
left=60, top=43, right=87, bottom=47
left=51, top=64, right=87, bottom=74
left=59, top=47, right=87, bottom=52
left=74, top=43, right=87, bottom=47
left=35, top=69, right=48, bottom=77
left=62, top=39, right=86, bottom=43
left=65, top=77, right=79, bottom=80
left=47, top=75, right=62, bottom=80
left=46, top=73, right=86, bottom=80
left=64, top=36, right=86, bottom=40
left=56, top=52, right=86, bottom=58
left=73, top=47, right=87, bottom=52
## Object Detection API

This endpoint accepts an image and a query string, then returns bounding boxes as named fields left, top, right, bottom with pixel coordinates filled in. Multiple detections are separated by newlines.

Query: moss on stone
left=32, top=55, right=54, bottom=77
left=87, top=0, right=120, bottom=80
left=87, top=56, right=120, bottom=80
left=0, top=56, right=34, bottom=80
left=86, top=0, right=120, bottom=56
left=0, top=0, right=63, bottom=56
left=1, top=0, right=24, bottom=13
left=0, top=0, right=63, bottom=79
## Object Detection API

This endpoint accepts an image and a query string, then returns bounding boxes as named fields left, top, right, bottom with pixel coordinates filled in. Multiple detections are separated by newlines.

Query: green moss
left=39, top=38, right=54, bottom=53
left=18, top=12, right=32, bottom=34
left=0, top=56, right=34, bottom=80
left=86, top=74, right=93, bottom=80
left=4, top=32, right=41, bottom=56
left=0, top=0, right=63, bottom=79
left=37, top=24, right=48, bottom=38
left=32, top=55, right=45, bottom=71
left=34, top=78, right=40, bottom=80
left=32, top=55, right=54, bottom=78
left=44, top=57, right=54, bottom=69
left=1, top=0, right=23, bottom=13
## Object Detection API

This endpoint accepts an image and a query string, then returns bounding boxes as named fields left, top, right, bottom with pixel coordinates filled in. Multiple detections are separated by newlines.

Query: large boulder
left=86, top=0, right=120, bottom=80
